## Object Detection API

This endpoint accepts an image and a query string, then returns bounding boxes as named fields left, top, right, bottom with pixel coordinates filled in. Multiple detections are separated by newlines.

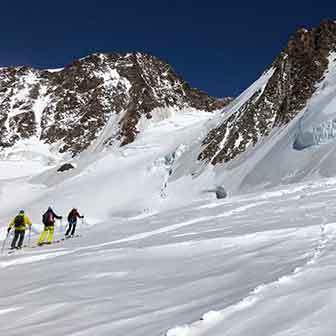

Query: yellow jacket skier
left=8, top=210, right=32, bottom=250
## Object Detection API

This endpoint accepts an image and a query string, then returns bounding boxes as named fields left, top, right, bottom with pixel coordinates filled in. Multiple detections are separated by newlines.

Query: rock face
left=57, top=163, right=75, bottom=172
left=215, top=186, right=227, bottom=199
left=0, top=53, right=230, bottom=156
left=199, top=20, right=336, bottom=165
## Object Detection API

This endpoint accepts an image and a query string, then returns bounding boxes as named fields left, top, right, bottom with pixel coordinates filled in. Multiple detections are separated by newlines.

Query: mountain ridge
left=0, top=52, right=231, bottom=157
left=198, top=20, right=336, bottom=165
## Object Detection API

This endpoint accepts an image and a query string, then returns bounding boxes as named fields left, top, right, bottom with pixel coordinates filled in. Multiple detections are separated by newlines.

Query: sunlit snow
left=1, top=53, right=336, bottom=336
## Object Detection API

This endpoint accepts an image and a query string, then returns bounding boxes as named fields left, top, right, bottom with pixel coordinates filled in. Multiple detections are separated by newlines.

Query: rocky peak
left=0, top=52, right=230, bottom=156
left=199, top=20, right=336, bottom=165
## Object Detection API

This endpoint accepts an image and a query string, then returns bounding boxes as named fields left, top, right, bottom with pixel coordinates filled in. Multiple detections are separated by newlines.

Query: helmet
left=19, top=210, right=25, bottom=214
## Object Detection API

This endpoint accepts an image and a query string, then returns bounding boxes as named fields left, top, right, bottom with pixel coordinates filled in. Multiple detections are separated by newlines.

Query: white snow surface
left=2, top=54, right=336, bottom=335
left=1, top=164, right=336, bottom=335
left=0, top=111, right=335, bottom=336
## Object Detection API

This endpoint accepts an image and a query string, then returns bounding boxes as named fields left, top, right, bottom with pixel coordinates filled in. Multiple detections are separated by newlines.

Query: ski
left=8, top=248, right=23, bottom=254
left=61, top=234, right=81, bottom=241
left=30, top=240, right=62, bottom=248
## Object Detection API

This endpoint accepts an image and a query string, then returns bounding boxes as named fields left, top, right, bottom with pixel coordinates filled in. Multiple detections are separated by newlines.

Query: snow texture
left=2, top=54, right=336, bottom=336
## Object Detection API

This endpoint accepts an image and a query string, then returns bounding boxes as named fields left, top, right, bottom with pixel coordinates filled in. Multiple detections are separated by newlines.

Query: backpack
left=42, top=211, right=54, bottom=226
left=67, top=209, right=77, bottom=223
left=14, top=215, right=24, bottom=228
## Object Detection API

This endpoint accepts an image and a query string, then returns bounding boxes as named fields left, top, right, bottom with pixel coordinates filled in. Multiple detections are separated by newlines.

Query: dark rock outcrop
left=215, top=186, right=227, bottom=199
left=0, top=53, right=230, bottom=156
left=57, top=163, right=75, bottom=172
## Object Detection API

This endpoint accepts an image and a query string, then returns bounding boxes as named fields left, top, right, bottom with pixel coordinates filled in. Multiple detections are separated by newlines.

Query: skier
left=7, top=210, right=32, bottom=250
left=38, top=207, right=62, bottom=246
left=65, top=208, right=84, bottom=238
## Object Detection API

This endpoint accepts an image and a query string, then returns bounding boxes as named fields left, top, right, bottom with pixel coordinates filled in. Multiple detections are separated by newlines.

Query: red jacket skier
left=65, top=208, right=84, bottom=238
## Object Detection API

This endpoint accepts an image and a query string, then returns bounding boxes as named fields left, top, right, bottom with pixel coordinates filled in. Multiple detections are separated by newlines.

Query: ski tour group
left=3, top=207, right=84, bottom=252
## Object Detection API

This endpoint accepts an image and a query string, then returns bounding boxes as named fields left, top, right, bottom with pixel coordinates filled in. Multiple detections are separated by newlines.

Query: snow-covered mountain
left=199, top=20, right=336, bottom=165
left=2, top=20, right=336, bottom=336
left=0, top=52, right=230, bottom=158
left=166, top=20, right=336, bottom=195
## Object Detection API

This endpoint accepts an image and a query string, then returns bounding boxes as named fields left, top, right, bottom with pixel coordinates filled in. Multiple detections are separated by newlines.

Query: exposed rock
left=57, top=163, right=75, bottom=172
left=0, top=53, right=231, bottom=156
left=215, top=186, right=227, bottom=199
left=199, top=20, right=336, bottom=165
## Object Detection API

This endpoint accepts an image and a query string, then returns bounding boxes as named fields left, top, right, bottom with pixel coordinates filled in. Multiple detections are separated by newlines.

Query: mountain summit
left=0, top=52, right=230, bottom=156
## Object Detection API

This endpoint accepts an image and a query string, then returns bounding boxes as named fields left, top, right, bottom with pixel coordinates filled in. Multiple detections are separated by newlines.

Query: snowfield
left=2, top=57, right=336, bottom=334
left=1, top=177, right=336, bottom=335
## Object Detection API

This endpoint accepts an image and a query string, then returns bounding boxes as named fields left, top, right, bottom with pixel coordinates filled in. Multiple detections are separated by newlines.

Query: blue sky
left=0, top=0, right=335, bottom=97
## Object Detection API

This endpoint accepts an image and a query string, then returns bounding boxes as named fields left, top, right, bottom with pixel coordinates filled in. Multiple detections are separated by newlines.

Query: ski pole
left=56, top=218, right=61, bottom=242
left=58, top=218, right=62, bottom=241
left=28, top=226, right=32, bottom=248
left=64, top=222, right=68, bottom=236
left=82, top=215, right=89, bottom=229
left=1, top=232, right=9, bottom=255
left=80, top=216, right=84, bottom=236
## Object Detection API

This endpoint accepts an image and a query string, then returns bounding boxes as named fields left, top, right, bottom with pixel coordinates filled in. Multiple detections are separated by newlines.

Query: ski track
left=165, top=217, right=336, bottom=336
left=87, top=201, right=269, bottom=248
left=0, top=307, right=23, bottom=315
left=0, top=250, right=73, bottom=269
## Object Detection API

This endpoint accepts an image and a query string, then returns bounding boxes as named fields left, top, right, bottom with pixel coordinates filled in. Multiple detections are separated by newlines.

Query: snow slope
left=0, top=109, right=216, bottom=237
left=163, top=51, right=336, bottom=197
left=0, top=103, right=336, bottom=335
left=2, top=66, right=336, bottom=334
left=211, top=52, right=336, bottom=195
left=1, top=173, right=336, bottom=335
